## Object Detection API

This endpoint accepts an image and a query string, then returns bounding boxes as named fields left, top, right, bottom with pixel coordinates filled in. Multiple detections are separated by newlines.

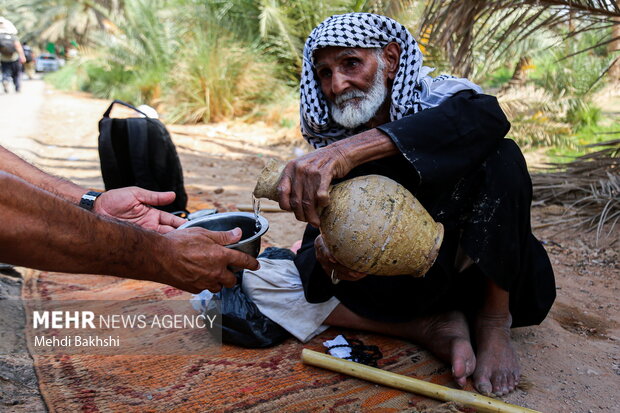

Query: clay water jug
left=253, top=160, right=443, bottom=277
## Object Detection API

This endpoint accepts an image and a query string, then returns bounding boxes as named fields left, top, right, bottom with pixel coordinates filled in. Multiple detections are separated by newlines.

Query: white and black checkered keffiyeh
left=300, top=12, right=482, bottom=149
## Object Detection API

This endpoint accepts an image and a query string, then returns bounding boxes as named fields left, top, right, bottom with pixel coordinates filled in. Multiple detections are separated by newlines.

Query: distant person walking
left=21, top=41, right=35, bottom=80
left=0, top=17, right=26, bottom=93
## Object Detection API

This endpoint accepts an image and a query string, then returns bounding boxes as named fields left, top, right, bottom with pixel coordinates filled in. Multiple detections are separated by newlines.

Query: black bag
left=0, top=34, right=16, bottom=56
left=205, top=282, right=290, bottom=348
left=23, top=45, right=33, bottom=63
left=98, top=100, right=188, bottom=214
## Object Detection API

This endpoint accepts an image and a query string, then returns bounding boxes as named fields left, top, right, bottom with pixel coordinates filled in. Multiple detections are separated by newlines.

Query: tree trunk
left=501, top=55, right=532, bottom=91
left=608, top=18, right=620, bottom=82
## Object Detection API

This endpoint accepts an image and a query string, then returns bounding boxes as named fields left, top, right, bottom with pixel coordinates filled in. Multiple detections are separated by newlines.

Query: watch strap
left=79, top=190, right=102, bottom=211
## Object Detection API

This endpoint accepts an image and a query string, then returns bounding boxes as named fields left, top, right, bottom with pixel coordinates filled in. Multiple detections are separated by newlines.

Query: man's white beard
left=329, top=59, right=388, bottom=129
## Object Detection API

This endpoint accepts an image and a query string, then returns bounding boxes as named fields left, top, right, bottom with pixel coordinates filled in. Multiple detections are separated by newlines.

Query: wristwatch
left=79, top=190, right=102, bottom=211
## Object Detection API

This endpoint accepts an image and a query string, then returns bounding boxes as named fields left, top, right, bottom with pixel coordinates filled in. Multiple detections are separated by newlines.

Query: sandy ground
left=0, top=79, right=619, bottom=412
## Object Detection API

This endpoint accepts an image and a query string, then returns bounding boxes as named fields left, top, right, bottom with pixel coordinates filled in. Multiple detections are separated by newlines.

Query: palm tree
left=421, top=0, right=620, bottom=81
left=254, top=0, right=419, bottom=82
left=609, top=16, right=620, bottom=80
left=7, top=0, right=120, bottom=49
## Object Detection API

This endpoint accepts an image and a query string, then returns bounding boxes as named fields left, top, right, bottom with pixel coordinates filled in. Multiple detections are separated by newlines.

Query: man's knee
left=482, top=139, right=532, bottom=199
left=464, top=139, right=533, bottom=235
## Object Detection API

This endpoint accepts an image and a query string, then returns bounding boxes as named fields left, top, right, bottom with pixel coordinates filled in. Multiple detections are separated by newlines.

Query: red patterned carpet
left=22, top=270, right=470, bottom=412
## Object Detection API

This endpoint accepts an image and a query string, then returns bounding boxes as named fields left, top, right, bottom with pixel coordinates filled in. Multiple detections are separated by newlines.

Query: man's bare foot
left=473, top=312, right=520, bottom=396
left=413, top=311, right=476, bottom=388
left=325, top=306, right=476, bottom=387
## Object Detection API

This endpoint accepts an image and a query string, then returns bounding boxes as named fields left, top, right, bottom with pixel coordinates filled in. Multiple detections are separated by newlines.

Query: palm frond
left=258, top=0, right=302, bottom=65
left=497, top=85, right=574, bottom=148
left=532, top=139, right=620, bottom=240
left=421, top=0, right=620, bottom=77
left=6, top=0, right=119, bottom=46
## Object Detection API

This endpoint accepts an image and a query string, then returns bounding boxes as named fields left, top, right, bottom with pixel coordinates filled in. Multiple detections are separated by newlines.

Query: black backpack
left=98, top=100, right=188, bottom=214
left=0, top=33, right=16, bottom=56
left=23, top=45, right=33, bottom=63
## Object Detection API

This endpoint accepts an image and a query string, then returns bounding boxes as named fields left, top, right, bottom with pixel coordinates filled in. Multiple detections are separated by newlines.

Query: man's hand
left=315, top=234, right=366, bottom=282
left=161, top=227, right=260, bottom=293
left=277, top=145, right=352, bottom=227
left=276, top=129, right=398, bottom=227
left=94, top=187, right=186, bottom=233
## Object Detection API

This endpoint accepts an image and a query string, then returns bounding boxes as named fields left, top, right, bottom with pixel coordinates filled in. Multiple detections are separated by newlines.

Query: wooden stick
left=301, top=349, right=540, bottom=413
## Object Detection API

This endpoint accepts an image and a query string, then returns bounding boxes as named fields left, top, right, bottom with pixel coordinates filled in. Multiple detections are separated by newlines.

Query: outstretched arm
left=0, top=145, right=86, bottom=202
left=0, top=145, right=184, bottom=233
left=0, top=172, right=259, bottom=293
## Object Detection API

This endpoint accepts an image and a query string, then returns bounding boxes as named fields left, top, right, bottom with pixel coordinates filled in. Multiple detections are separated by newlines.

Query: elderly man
left=0, top=145, right=259, bottom=293
left=252, top=13, right=554, bottom=397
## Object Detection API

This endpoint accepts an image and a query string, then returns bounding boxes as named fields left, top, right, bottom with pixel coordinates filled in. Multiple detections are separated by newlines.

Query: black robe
left=294, top=91, right=556, bottom=328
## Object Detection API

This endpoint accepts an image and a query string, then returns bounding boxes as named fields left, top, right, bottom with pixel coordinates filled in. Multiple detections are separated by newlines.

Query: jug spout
left=253, top=159, right=285, bottom=202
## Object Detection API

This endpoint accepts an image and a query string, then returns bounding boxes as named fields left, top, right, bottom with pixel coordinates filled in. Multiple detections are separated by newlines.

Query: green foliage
left=566, top=100, right=602, bottom=131
left=209, top=0, right=398, bottom=85
left=44, top=0, right=291, bottom=123
left=37, top=0, right=426, bottom=124
left=5, top=0, right=118, bottom=46
left=483, top=66, right=513, bottom=89
left=45, top=62, right=88, bottom=91
left=546, top=123, right=620, bottom=163
left=163, top=28, right=285, bottom=123
left=532, top=52, right=608, bottom=98
left=46, top=0, right=179, bottom=104
left=530, top=30, right=611, bottom=97
left=477, top=26, right=614, bottom=151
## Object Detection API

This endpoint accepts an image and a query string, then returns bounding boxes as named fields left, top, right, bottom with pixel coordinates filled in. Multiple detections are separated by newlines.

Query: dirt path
left=0, top=78, right=50, bottom=412
left=0, top=78, right=45, bottom=145
left=0, top=83, right=618, bottom=412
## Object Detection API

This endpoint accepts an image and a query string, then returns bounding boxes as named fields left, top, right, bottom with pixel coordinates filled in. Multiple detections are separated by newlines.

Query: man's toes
left=474, top=374, right=492, bottom=396
left=492, top=373, right=508, bottom=396
left=496, top=370, right=521, bottom=395
left=476, top=369, right=520, bottom=396
left=452, top=359, right=466, bottom=386
left=451, top=351, right=468, bottom=380
left=506, top=374, right=516, bottom=392
left=451, top=339, right=475, bottom=388
left=465, top=355, right=476, bottom=377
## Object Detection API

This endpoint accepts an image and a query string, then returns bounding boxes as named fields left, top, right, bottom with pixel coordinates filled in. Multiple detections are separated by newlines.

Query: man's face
left=314, top=47, right=389, bottom=129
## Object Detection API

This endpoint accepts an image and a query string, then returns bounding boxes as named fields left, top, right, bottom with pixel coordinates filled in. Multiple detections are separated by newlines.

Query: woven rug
left=22, top=269, right=473, bottom=412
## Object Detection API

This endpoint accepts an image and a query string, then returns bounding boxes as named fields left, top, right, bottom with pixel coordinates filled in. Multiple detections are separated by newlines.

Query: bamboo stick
left=301, top=349, right=540, bottom=413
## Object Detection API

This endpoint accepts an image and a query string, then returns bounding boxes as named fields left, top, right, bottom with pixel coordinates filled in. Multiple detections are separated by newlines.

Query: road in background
left=0, top=78, right=46, bottom=160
